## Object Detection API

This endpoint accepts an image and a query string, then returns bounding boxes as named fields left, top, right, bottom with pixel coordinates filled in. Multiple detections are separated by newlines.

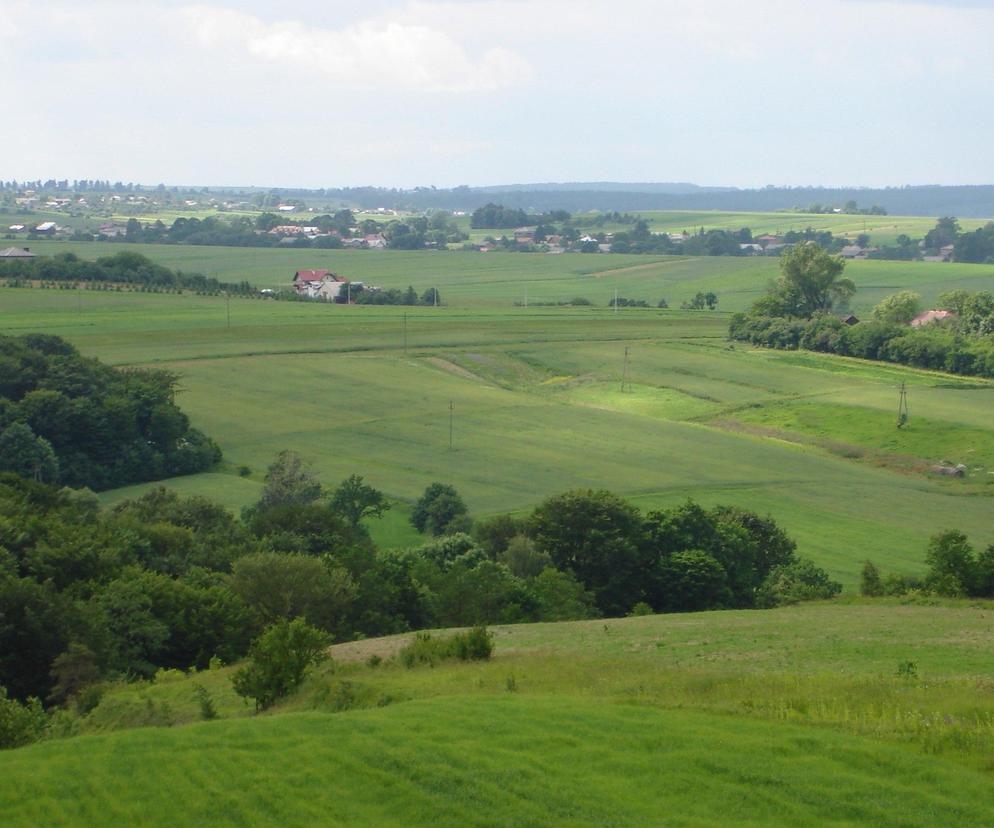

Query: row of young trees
left=0, top=334, right=221, bottom=490
left=0, top=448, right=839, bottom=710
left=0, top=252, right=252, bottom=294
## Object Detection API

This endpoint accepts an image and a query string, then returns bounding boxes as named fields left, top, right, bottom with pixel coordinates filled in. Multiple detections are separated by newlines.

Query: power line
left=621, top=346, right=632, bottom=393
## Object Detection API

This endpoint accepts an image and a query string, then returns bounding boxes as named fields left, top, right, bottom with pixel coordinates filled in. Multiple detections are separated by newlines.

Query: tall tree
left=772, top=243, right=855, bottom=317
left=329, top=474, right=389, bottom=528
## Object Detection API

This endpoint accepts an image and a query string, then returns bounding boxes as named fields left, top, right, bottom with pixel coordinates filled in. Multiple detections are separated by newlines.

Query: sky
left=2, top=0, right=993, bottom=189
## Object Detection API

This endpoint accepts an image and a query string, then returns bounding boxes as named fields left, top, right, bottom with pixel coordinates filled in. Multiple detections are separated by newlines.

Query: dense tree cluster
left=0, top=251, right=251, bottom=294
left=470, top=203, right=531, bottom=229
left=0, top=462, right=835, bottom=712
left=525, top=490, right=837, bottom=616
left=0, top=335, right=220, bottom=490
left=730, top=278, right=994, bottom=378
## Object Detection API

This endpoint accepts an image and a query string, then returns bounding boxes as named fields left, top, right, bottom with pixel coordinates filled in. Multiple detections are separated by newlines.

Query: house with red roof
left=292, top=270, right=349, bottom=300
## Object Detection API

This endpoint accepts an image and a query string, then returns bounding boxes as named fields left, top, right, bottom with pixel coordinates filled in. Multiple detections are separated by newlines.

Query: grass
left=12, top=238, right=994, bottom=313
left=7, top=603, right=994, bottom=825
left=4, top=284, right=994, bottom=586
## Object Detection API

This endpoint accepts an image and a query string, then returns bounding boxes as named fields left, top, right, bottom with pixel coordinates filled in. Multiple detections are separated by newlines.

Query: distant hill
left=471, top=181, right=737, bottom=195
left=300, top=183, right=994, bottom=217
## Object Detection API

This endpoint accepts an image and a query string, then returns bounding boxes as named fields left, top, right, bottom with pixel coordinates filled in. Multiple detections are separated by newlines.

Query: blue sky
left=3, top=0, right=993, bottom=188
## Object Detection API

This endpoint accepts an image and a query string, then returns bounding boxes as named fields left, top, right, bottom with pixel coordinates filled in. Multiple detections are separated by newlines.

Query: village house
left=98, top=223, right=128, bottom=239
left=268, top=225, right=306, bottom=236
left=33, top=221, right=58, bottom=235
left=292, top=270, right=351, bottom=300
left=364, top=234, right=387, bottom=249
left=910, top=309, right=955, bottom=328
left=840, top=245, right=870, bottom=259
left=0, top=247, right=36, bottom=258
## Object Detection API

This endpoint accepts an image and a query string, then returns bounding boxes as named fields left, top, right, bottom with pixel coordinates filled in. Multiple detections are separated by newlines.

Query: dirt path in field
left=585, top=258, right=691, bottom=278
left=423, top=356, right=488, bottom=382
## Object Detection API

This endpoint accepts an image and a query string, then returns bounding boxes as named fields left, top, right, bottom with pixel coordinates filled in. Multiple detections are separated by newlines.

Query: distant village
left=0, top=184, right=980, bottom=263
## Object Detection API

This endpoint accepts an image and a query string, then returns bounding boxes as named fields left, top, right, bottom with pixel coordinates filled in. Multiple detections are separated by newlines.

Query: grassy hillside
left=8, top=698, right=994, bottom=827
left=5, top=603, right=994, bottom=826
left=4, top=288, right=994, bottom=585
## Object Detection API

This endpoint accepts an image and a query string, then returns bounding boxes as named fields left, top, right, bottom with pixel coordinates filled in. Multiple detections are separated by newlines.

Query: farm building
left=292, top=270, right=351, bottom=300
left=910, top=309, right=955, bottom=327
left=33, top=222, right=58, bottom=235
left=0, top=246, right=36, bottom=258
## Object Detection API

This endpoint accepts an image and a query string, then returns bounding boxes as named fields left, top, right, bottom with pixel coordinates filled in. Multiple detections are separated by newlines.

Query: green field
left=3, top=278, right=994, bottom=586
left=5, top=602, right=994, bottom=826
left=11, top=239, right=994, bottom=313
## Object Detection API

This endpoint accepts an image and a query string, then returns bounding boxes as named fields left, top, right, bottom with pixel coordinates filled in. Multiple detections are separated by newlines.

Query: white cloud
left=180, top=5, right=532, bottom=92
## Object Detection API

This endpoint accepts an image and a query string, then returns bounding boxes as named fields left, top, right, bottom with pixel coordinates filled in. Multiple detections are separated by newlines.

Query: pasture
left=11, top=239, right=994, bottom=312
left=5, top=602, right=994, bottom=826
left=3, top=282, right=994, bottom=586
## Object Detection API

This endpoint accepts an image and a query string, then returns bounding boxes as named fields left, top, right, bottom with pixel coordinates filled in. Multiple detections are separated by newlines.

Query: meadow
left=5, top=602, right=994, bottom=826
left=13, top=238, right=994, bottom=313
left=3, top=272, right=994, bottom=585
left=5, top=237, right=994, bottom=825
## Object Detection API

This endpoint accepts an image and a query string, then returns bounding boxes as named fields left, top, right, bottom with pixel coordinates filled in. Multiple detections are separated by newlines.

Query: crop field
left=621, top=210, right=991, bottom=245
left=12, top=239, right=994, bottom=313
left=5, top=602, right=994, bottom=826
left=4, top=280, right=994, bottom=586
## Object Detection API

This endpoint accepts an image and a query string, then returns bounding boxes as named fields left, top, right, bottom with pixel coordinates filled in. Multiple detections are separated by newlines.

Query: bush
left=860, top=561, right=884, bottom=597
left=193, top=683, right=218, bottom=720
left=756, top=559, right=842, bottom=607
left=398, top=626, right=494, bottom=667
left=452, top=626, right=494, bottom=661
left=232, top=619, right=330, bottom=711
left=0, top=685, right=47, bottom=749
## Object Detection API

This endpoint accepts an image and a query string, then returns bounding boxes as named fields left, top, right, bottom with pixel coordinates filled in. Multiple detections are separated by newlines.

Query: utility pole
left=524, top=284, right=528, bottom=308
left=449, top=400, right=454, bottom=450
left=403, top=311, right=408, bottom=355
left=614, top=287, right=618, bottom=314
left=621, top=346, right=631, bottom=393
left=77, top=285, right=82, bottom=316
left=225, top=292, right=231, bottom=329
left=897, top=382, right=909, bottom=428
left=434, top=287, right=438, bottom=308
left=347, top=282, right=351, bottom=304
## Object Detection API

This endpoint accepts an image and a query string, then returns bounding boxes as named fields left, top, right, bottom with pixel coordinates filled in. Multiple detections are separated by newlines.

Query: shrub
left=628, top=601, right=653, bottom=617
left=860, top=561, right=884, bottom=597
left=452, top=626, right=494, bottom=661
left=756, top=559, right=842, bottom=607
left=398, top=626, right=494, bottom=667
left=232, top=618, right=330, bottom=711
left=193, top=683, right=218, bottom=720
left=0, top=686, right=47, bottom=749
